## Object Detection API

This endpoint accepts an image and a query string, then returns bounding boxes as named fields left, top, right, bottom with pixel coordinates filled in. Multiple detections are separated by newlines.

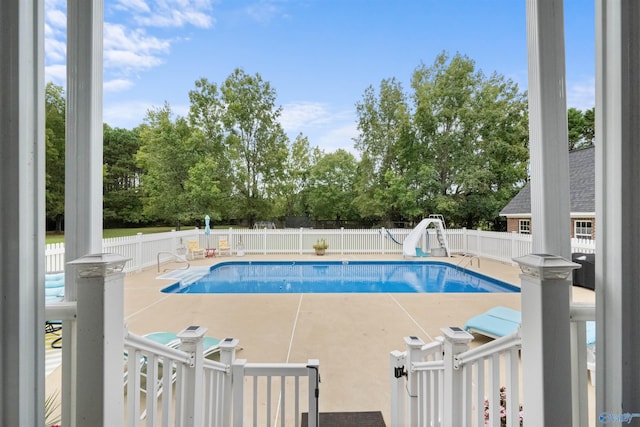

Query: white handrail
left=455, top=329, right=521, bottom=366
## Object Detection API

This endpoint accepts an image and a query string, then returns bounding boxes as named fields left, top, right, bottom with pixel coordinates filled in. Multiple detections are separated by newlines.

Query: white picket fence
left=45, top=228, right=596, bottom=273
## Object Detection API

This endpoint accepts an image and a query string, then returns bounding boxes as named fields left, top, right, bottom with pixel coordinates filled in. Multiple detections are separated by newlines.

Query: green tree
left=221, top=68, right=289, bottom=225
left=273, top=133, right=314, bottom=219
left=354, top=78, right=415, bottom=224
left=307, top=150, right=359, bottom=222
left=45, top=82, right=66, bottom=232
left=567, top=107, right=585, bottom=150
left=567, top=107, right=595, bottom=150
left=410, top=52, right=529, bottom=228
left=582, top=107, right=595, bottom=147
left=136, top=103, right=200, bottom=228
left=103, top=125, right=145, bottom=227
left=186, top=78, right=235, bottom=223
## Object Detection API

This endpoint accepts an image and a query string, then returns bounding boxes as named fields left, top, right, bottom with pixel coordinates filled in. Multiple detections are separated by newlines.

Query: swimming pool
left=161, top=261, right=519, bottom=294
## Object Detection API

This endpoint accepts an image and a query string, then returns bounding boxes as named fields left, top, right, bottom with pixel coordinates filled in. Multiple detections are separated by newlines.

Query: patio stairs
left=157, top=266, right=210, bottom=285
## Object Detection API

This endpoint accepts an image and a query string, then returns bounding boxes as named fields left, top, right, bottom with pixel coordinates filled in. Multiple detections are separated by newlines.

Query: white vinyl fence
left=45, top=228, right=596, bottom=273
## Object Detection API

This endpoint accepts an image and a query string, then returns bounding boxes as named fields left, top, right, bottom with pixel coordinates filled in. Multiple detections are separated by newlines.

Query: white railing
left=456, top=331, right=522, bottom=427
left=121, top=331, right=319, bottom=427
left=390, top=305, right=597, bottom=427
left=232, top=359, right=320, bottom=427
left=570, top=303, right=596, bottom=427
left=45, top=228, right=596, bottom=273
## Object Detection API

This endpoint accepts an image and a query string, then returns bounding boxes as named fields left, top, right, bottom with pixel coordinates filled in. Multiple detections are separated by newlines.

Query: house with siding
left=500, top=146, right=595, bottom=239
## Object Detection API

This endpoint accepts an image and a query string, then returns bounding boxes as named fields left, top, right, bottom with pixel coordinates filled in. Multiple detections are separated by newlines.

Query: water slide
left=402, top=218, right=450, bottom=257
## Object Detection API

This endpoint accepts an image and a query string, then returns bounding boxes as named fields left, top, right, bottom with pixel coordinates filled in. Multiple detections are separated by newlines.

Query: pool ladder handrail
left=157, top=251, right=190, bottom=272
left=456, top=254, right=480, bottom=271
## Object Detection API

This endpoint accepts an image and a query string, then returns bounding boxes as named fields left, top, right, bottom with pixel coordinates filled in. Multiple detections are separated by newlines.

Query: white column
left=526, top=0, right=571, bottom=259
left=595, top=0, right=640, bottom=418
left=65, top=0, right=104, bottom=277
left=440, top=327, right=473, bottom=427
left=0, top=0, right=45, bottom=426
left=63, top=3, right=103, bottom=425
left=68, top=254, right=128, bottom=425
left=515, top=254, right=579, bottom=426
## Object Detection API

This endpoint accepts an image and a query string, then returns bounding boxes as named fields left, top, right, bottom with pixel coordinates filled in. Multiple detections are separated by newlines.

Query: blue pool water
left=161, top=261, right=519, bottom=294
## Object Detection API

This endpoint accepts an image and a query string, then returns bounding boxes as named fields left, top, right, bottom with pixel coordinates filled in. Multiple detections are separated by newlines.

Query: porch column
left=0, top=0, right=45, bottom=425
left=595, top=0, right=640, bottom=418
left=63, top=2, right=104, bottom=425
left=524, top=0, right=574, bottom=425
left=515, top=254, right=580, bottom=426
left=68, top=253, right=128, bottom=425
left=526, top=0, right=572, bottom=259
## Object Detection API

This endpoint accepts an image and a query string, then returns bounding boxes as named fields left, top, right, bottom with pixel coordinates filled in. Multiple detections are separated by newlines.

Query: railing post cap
left=219, top=337, right=240, bottom=349
left=404, top=335, right=425, bottom=348
left=513, top=253, right=580, bottom=280
left=67, top=253, right=130, bottom=277
left=440, top=326, right=474, bottom=343
left=177, top=325, right=208, bottom=342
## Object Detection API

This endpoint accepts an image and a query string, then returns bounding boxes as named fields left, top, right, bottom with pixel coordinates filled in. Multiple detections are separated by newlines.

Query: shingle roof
left=500, top=146, right=595, bottom=215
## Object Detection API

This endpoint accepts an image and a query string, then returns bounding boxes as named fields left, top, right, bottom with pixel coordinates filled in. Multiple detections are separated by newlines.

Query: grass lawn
left=45, top=226, right=188, bottom=244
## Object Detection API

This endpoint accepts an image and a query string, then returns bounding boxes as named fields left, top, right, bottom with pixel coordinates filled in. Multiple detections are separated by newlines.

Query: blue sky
left=45, top=0, right=595, bottom=153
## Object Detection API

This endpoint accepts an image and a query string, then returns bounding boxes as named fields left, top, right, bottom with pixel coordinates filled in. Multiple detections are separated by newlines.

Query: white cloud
left=45, top=37, right=66, bottom=63
left=45, top=64, right=66, bottom=85
left=104, top=23, right=171, bottom=72
left=315, top=123, right=359, bottom=154
left=44, top=0, right=215, bottom=96
left=280, top=101, right=333, bottom=129
left=104, top=100, right=190, bottom=129
left=104, top=79, right=135, bottom=92
left=135, top=9, right=213, bottom=28
left=114, top=0, right=151, bottom=14
left=115, top=0, right=215, bottom=28
left=567, top=76, right=595, bottom=111
left=280, top=101, right=358, bottom=154
left=46, top=8, right=67, bottom=29
left=245, top=1, right=281, bottom=23
left=103, top=101, right=154, bottom=129
left=281, top=101, right=354, bottom=129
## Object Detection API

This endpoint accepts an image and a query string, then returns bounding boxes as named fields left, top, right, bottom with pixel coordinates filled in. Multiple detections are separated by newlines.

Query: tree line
left=45, top=52, right=595, bottom=231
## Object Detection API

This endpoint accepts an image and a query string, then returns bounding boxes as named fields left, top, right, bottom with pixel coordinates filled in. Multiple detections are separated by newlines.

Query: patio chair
left=45, top=272, right=65, bottom=303
left=124, top=330, right=222, bottom=419
left=464, top=306, right=597, bottom=385
left=463, top=306, right=521, bottom=339
left=187, top=240, right=205, bottom=260
left=218, top=237, right=231, bottom=256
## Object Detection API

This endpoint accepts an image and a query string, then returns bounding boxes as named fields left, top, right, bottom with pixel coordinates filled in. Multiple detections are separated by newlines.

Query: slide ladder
left=402, top=216, right=451, bottom=257
left=431, top=216, right=451, bottom=257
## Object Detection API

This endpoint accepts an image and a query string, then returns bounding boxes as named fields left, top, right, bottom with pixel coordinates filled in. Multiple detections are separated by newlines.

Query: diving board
left=402, top=217, right=451, bottom=257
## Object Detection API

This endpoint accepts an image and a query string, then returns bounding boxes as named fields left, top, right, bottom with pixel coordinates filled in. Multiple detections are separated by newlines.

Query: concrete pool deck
left=119, top=253, right=594, bottom=423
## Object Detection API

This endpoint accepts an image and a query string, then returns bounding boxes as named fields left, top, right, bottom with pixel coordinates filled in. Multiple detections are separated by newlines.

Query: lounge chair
left=218, top=237, right=231, bottom=256
left=464, top=306, right=596, bottom=385
left=143, top=331, right=221, bottom=356
left=45, top=272, right=65, bottom=303
left=463, top=306, right=521, bottom=339
left=124, top=331, right=222, bottom=410
left=187, top=240, right=205, bottom=260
